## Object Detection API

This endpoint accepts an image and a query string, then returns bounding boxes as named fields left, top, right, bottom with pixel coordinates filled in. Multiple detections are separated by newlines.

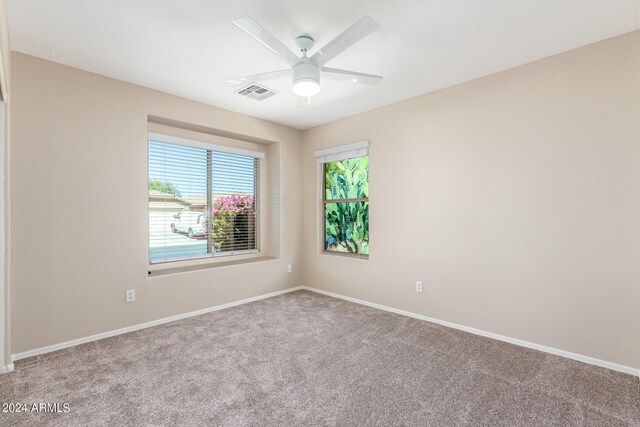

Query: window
left=148, top=134, right=261, bottom=264
left=317, top=142, right=369, bottom=257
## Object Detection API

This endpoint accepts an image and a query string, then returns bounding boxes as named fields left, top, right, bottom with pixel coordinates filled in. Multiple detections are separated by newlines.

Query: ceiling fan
left=225, top=15, right=383, bottom=101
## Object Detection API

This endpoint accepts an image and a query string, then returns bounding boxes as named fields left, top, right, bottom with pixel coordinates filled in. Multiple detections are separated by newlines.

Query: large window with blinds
left=148, top=134, right=261, bottom=264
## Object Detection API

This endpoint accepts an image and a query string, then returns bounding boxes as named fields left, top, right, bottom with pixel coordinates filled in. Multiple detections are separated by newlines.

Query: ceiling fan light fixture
left=292, top=61, right=320, bottom=97
left=293, top=78, right=320, bottom=97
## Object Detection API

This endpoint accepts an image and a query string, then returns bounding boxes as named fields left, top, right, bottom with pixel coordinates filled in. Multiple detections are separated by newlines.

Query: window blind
left=148, top=137, right=259, bottom=263
left=314, top=140, right=369, bottom=163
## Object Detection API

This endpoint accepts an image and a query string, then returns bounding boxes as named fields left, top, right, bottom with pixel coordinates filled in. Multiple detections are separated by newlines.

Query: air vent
left=236, top=83, right=277, bottom=101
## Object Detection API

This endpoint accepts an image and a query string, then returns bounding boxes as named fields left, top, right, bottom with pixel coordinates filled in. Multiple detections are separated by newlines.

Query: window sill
left=321, top=250, right=369, bottom=260
left=148, top=255, right=278, bottom=277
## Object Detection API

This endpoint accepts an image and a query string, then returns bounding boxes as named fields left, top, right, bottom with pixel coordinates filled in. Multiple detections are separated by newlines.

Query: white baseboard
left=12, top=286, right=303, bottom=362
left=301, top=286, right=640, bottom=378
left=2, top=363, right=14, bottom=374
left=10, top=284, right=639, bottom=379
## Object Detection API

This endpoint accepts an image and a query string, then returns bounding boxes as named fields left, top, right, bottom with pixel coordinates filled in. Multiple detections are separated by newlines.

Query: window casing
left=317, top=142, right=369, bottom=258
left=148, top=133, right=262, bottom=264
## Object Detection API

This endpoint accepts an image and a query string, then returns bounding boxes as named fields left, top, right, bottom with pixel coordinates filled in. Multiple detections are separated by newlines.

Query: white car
left=171, top=211, right=207, bottom=238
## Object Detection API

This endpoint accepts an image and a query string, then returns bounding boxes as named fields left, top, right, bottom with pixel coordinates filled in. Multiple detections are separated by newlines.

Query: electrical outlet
left=416, top=281, right=423, bottom=293
left=126, top=289, right=135, bottom=303
left=287, top=264, right=292, bottom=273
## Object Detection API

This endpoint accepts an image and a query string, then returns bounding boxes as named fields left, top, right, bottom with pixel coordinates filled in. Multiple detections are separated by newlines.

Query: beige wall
left=302, top=31, right=640, bottom=369
left=10, top=53, right=303, bottom=354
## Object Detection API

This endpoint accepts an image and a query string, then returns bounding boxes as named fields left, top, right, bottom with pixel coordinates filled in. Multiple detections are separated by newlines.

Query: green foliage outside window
left=324, top=156, right=369, bottom=255
left=148, top=180, right=182, bottom=198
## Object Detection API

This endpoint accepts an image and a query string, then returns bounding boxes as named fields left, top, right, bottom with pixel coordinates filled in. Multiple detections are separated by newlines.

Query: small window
left=323, top=156, right=369, bottom=256
left=148, top=136, right=260, bottom=264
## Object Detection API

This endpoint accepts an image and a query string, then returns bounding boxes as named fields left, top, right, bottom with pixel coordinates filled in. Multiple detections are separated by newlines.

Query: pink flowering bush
left=213, top=195, right=254, bottom=214
left=211, top=194, right=255, bottom=252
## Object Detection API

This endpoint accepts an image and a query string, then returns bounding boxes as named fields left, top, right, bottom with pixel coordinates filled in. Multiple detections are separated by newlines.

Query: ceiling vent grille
left=236, top=83, right=277, bottom=101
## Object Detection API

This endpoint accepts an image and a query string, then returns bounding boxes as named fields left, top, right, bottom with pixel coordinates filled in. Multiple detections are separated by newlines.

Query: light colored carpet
left=1, top=290, right=639, bottom=426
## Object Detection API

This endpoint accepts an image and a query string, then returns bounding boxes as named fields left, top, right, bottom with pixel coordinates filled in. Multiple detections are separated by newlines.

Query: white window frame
left=315, top=141, right=370, bottom=259
left=147, top=132, right=265, bottom=268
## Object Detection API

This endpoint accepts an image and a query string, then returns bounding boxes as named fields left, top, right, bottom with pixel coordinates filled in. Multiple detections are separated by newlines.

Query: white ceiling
left=7, top=0, right=640, bottom=129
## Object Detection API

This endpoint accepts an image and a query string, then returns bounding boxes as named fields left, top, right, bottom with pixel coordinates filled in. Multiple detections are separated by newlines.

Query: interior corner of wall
left=266, top=143, right=281, bottom=258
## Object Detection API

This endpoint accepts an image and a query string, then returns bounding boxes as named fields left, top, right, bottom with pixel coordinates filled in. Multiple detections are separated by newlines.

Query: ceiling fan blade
left=233, top=16, right=300, bottom=66
left=225, top=69, right=291, bottom=87
left=321, top=67, right=383, bottom=85
left=310, top=16, right=379, bottom=66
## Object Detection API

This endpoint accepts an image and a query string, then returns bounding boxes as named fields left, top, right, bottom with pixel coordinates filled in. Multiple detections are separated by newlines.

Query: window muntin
left=323, top=156, right=369, bottom=256
left=148, top=138, right=259, bottom=264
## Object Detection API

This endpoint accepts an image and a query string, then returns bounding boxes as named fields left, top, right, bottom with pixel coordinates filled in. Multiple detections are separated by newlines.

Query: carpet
left=1, top=290, right=639, bottom=426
